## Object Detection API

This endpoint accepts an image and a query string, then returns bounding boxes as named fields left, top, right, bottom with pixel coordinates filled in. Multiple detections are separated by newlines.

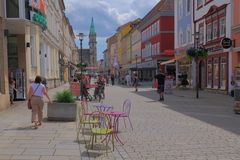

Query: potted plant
left=47, top=89, right=77, bottom=121
left=186, top=47, right=208, bottom=60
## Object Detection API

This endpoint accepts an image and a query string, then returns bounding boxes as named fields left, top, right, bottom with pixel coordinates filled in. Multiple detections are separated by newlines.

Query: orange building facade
left=232, top=0, right=240, bottom=87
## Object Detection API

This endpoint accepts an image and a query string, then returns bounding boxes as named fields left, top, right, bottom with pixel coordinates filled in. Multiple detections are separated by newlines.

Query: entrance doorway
left=7, top=36, right=26, bottom=100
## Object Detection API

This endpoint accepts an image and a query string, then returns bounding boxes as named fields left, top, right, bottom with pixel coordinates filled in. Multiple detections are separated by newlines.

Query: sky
left=64, top=0, right=160, bottom=60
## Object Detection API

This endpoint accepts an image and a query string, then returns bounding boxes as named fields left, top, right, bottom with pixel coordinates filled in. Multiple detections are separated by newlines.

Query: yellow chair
left=77, top=101, right=100, bottom=140
left=89, top=111, right=114, bottom=153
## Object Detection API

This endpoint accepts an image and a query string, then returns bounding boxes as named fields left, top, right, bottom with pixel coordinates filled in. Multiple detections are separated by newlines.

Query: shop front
left=205, top=52, right=228, bottom=91
left=133, top=60, right=157, bottom=81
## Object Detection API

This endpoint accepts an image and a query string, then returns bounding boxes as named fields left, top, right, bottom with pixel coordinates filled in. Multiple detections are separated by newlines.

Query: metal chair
left=119, top=99, right=133, bottom=130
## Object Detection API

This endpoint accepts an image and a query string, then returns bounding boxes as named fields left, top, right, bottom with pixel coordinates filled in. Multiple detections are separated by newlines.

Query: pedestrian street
left=0, top=84, right=240, bottom=160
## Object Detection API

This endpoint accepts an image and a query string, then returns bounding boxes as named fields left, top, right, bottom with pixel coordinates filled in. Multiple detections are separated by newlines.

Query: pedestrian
left=111, top=74, right=115, bottom=85
left=28, top=76, right=51, bottom=129
left=133, top=73, right=138, bottom=92
left=154, top=68, right=166, bottom=101
left=126, top=74, right=131, bottom=87
left=9, top=79, right=16, bottom=105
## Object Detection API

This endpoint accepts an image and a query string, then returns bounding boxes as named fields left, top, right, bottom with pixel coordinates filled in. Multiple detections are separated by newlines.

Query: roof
left=89, top=17, right=96, bottom=36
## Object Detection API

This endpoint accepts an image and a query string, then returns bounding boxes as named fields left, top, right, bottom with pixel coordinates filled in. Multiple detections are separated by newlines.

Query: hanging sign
left=221, top=37, right=232, bottom=49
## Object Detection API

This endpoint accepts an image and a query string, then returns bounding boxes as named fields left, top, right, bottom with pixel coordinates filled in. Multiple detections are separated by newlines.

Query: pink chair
left=119, top=99, right=133, bottom=130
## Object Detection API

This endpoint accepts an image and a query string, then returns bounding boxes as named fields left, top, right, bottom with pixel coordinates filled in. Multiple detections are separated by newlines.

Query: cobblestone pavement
left=0, top=83, right=240, bottom=160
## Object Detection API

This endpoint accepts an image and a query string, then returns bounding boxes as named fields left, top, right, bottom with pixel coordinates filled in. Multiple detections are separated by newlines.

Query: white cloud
left=64, top=0, right=160, bottom=60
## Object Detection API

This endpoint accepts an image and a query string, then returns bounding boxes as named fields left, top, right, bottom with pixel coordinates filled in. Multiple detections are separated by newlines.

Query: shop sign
left=30, top=11, right=47, bottom=30
left=221, top=37, right=232, bottom=49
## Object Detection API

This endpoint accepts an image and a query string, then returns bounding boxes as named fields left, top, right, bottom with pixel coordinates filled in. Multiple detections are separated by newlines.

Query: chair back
left=91, top=111, right=112, bottom=129
left=122, top=99, right=131, bottom=116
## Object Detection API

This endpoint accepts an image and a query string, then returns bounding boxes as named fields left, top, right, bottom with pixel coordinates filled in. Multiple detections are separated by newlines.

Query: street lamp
left=194, top=32, right=199, bottom=99
left=76, top=32, right=85, bottom=100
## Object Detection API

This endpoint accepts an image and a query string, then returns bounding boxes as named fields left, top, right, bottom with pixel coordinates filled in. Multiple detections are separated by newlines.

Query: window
left=220, top=57, right=226, bottom=89
left=151, top=25, right=154, bottom=36
left=186, top=0, right=190, bottom=15
left=219, top=18, right=226, bottom=37
left=6, top=0, right=19, bottom=18
left=213, top=58, right=219, bottom=88
left=178, top=0, right=183, bottom=19
left=179, top=32, right=183, bottom=46
left=207, top=23, right=212, bottom=41
left=199, top=25, right=204, bottom=43
left=186, top=28, right=191, bottom=44
left=157, top=21, right=160, bottom=33
left=207, top=60, right=212, bottom=88
left=197, top=0, right=203, bottom=8
left=213, top=21, right=218, bottom=39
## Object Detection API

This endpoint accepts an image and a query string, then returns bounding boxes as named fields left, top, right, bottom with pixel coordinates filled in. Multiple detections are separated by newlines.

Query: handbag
left=28, top=84, right=40, bottom=110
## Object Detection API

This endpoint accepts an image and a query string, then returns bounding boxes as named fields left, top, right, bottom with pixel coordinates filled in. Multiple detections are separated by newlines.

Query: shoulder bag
left=28, top=84, right=40, bottom=110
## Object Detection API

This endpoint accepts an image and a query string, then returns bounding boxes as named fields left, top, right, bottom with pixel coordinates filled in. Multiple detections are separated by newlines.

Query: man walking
left=154, top=68, right=165, bottom=101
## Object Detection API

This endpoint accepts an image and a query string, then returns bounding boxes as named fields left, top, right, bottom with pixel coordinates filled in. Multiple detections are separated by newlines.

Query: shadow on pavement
left=81, top=151, right=103, bottom=158
left=4, top=125, right=36, bottom=131
left=134, top=89, right=240, bottom=135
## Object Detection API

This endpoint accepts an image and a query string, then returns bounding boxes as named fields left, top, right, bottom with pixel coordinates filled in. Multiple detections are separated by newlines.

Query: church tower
left=89, top=17, right=97, bottom=66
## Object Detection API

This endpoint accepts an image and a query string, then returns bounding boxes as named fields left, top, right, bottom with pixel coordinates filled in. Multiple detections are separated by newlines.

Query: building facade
left=0, top=1, right=9, bottom=110
left=231, top=0, right=240, bottom=91
left=0, top=0, right=76, bottom=110
left=138, top=0, right=174, bottom=81
left=106, top=34, right=118, bottom=75
left=174, top=0, right=195, bottom=86
left=194, top=0, right=231, bottom=92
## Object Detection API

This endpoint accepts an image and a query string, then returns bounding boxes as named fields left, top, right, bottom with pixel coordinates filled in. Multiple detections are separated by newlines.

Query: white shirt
left=31, top=83, right=45, bottom=97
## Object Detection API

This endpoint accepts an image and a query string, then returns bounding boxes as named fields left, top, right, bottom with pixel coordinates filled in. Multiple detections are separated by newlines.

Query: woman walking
left=28, top=76, right=51, bottom=129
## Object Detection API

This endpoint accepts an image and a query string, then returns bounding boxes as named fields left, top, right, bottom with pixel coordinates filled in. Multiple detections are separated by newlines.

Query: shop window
left=207, top=59, right=212, bottom=88
left=6, top=0, right=19, bottom=18
left=213, top=58, right=219, bottom=88
left=220, top=57, right=226, bottom=89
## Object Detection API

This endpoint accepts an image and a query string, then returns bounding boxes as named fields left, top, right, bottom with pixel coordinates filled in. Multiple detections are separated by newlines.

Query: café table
left=93, top=103, right=113, bottom=112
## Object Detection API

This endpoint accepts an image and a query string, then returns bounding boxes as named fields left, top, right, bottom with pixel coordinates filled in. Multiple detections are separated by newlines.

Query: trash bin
left=234, top=88, right=240, bottom=113
left=234, top=88, right=240, bottom=101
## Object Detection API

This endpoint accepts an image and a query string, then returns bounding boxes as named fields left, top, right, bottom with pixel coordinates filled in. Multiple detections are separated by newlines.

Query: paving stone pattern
left=0, top=83, right=240, bottom=160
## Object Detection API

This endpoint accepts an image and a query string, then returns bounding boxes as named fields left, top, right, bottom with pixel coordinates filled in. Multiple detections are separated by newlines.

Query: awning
left=160, top=59, right=176, bottom=65
left=160, top=55, right=185, bottom=65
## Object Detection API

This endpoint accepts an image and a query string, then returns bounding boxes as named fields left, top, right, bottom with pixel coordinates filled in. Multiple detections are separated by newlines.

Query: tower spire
left=89, top=17, right=96, bottom=36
